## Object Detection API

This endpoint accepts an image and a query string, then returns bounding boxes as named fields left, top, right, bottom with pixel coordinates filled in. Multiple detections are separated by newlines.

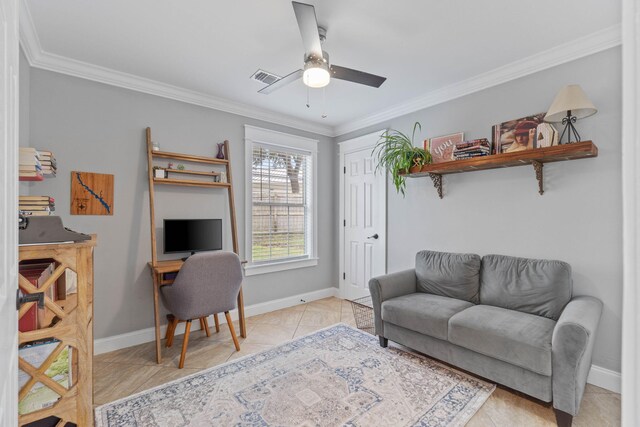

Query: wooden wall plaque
left=70, top=171, right=114, bottom=215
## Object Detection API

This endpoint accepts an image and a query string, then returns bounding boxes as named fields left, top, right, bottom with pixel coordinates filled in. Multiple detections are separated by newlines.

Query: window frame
left=244, top=125, right=318, bottom=276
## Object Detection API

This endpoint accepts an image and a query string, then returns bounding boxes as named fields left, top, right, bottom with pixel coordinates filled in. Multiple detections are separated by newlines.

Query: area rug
left=95, top=324, right=495, bottom=426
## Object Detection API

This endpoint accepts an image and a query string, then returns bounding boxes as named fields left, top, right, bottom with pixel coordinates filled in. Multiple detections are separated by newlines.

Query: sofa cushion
left=449, top=305, right=556, bottom=376
left=382, top=293, right=474, bottom=340
left=415, top=250, right=481, bottom=303
left=480, top=254, right=572, bottom=320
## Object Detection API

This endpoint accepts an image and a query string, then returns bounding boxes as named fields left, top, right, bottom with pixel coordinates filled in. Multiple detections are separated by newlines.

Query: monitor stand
left=181, top=251, right=196, bottom=262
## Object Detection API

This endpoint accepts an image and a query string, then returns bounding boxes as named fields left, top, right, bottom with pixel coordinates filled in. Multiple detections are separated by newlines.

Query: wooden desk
left=147, top=259, right=247, bottom=364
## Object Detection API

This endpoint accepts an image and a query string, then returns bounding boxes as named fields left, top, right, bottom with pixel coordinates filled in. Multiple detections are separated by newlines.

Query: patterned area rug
left=95, top=324, right=495, bottom=426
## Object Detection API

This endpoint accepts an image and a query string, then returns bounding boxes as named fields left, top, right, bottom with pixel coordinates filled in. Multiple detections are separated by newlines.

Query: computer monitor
left=163, top=219, right=222, bottom=254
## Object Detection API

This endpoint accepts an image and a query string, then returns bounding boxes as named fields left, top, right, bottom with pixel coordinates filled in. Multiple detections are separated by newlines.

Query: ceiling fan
left=258, top=1, right=387, bottom=94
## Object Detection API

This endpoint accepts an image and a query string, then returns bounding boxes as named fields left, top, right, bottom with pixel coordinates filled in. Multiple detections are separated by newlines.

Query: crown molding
left=334, top=24, right=622, bottom=137
left=18, top=2, right=335, bottom=138
left=19, top=0, right=622, bottom=140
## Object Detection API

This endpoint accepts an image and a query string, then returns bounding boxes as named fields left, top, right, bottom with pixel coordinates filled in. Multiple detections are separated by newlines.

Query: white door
left=0, top=0, right=19, bottom=424
left=339, top=131, right=387, bottom=301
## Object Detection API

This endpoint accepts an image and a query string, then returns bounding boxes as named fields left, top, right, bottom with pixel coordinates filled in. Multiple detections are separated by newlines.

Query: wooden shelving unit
left=404, top=140, right=598, bottom=198
left=153, top=178, right=231, bottom=188
left=18, top=237, right=97, bottom=427
left=166, top=169, right=220, bottom=177
left=145, top=128, right=239, bottom=262
left=151, top=150, right=228, bottom=165
left=145, top=127, right=246, bottom=364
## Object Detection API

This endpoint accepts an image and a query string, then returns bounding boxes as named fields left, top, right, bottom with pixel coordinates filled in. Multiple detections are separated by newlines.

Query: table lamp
left=544, top=84, right=597, bottom=144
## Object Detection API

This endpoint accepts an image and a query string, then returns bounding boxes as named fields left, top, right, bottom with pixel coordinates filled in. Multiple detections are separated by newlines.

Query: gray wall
left=338, top=47, right=622, bottom=372
left=25, top=67, right=337, bottom=340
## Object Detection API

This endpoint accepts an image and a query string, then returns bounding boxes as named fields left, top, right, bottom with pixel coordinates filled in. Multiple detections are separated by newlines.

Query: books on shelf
left=18, top=339, right=72, bottom=415
left=19, top=196, right=55, bottom=217
left=452, top=138, right=492, bottom=160
left=19, top=148, right=56, bottom=180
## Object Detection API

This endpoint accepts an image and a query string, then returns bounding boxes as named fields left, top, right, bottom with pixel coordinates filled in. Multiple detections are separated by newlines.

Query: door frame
left=0, top=0, right=19, bottom=423
left=338, top=130, right=387, bottom=300
left=621, top=0, right=640, bottom=425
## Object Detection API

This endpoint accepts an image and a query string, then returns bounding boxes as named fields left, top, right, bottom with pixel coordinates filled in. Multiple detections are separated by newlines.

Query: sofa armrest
left=368, top=269, right=417, bottom=337
left=551, top=295, right=603, bottom=416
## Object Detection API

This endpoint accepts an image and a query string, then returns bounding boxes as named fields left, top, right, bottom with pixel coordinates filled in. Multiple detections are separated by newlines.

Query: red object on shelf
left=19, top=175, right=44, bottom=182
left=18, top=286, right=38, bottom=332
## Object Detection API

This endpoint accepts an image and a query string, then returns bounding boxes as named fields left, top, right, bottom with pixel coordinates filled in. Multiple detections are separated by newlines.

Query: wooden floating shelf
left=166, top=169, right=220, bottom=177
left=403, top=141, right=598, bottom=198
left=153, top=178, right=231, bottom=188
left=152, top=150, right=229, bottom=165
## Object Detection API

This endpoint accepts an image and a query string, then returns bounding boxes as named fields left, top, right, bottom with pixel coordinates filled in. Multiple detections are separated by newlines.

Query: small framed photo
left=493, top=113, right=546, bottom=154
left=425, top=132, right=464, bottom=163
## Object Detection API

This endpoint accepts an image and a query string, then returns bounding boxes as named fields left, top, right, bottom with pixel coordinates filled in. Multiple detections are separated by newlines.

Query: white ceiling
left=23, top=0, right=620, bottom=135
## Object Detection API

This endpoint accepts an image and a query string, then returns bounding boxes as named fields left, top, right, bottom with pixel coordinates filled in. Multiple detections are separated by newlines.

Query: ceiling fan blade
left=258, top=69, right=303, bottom=94
left=292, top=1, right=323, bottom=59
left=330, top=65, right=387, bottom=88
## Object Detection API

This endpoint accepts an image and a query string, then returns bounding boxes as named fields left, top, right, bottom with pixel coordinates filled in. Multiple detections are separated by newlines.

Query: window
left=244, top=126, right=318, bottom=275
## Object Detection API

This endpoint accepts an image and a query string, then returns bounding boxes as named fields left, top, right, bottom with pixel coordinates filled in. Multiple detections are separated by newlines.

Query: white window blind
left=251, top=144, right=312, bottom=263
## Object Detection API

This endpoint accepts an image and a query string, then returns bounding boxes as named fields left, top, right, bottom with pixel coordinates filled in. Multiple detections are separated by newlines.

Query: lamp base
left=558, top=110, right=581, bottom=144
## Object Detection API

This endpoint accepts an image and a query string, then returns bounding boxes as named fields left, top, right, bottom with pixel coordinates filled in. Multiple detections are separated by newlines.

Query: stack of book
left=19, top=147, right=43, bottom=181
left=18, top=148, right=56, bottom=180
left=38, top=150, right=57, bottom=178
left=453, top=138, right=492, bottom=160
left=19, top=195, right=55, bottom=216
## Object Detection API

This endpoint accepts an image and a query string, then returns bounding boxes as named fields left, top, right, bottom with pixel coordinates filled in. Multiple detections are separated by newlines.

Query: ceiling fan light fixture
left=303, top=56, right=330, bottom=88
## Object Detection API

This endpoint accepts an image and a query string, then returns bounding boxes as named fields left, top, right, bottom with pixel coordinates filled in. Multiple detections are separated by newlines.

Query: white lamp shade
left=544, top=84, right=597, bottom=123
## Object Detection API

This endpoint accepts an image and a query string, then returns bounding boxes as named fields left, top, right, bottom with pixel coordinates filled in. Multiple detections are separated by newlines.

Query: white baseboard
left=587, top=364, right=621, bottom=393
left=94, top=286, right=339, bottom=355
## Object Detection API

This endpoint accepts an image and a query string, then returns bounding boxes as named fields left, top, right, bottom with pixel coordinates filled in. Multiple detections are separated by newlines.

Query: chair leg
left=166, top=316, right=179, bottom=348
left=199, top=317, right=205, bottom=332
left=225, top=312, right=240, bottom=351
left=213, top=313, right=220, bottom=333
left=179, top=320, right=192, bottom=369
left=165, top=314, right=175, bottom=340
left=202, top=317, right=211, bottom=337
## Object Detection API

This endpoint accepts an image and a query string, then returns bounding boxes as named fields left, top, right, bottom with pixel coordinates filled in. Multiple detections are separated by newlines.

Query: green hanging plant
left=372, top=122, right=431, bottom=196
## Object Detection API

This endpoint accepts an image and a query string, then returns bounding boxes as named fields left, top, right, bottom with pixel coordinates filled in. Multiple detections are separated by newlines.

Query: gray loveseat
left=369, top=250, right=602, bottom=427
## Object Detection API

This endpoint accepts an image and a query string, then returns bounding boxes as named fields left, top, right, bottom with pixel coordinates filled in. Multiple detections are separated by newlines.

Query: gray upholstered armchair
left=160, top=251, right=243, bottom=368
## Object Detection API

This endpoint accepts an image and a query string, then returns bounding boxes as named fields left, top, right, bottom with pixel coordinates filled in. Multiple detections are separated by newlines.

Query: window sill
left=244, top=257, right=319, bottom=276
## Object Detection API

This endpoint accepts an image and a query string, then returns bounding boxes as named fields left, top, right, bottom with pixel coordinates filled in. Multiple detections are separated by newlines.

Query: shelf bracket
left=429, top=173, right=443, bottom=199
left=532, top=161, right=544, bottom=195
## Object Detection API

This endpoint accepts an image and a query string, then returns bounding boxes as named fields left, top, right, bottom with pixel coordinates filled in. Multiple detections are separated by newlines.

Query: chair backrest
left=160, top=251, right=243, bottom=320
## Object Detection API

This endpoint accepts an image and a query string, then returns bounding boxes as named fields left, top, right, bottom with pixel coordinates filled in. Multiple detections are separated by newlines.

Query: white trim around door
left=621, top=0, right=640, bottom=425
left=0, top=0, right=19, bottom=423
left=338, top=130, right=387, bottom=300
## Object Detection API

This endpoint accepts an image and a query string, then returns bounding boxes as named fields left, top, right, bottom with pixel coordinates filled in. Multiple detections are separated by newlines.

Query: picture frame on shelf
left=425, top=132, right=464, bottom=163
left=492, top=113, right=546, bottom=154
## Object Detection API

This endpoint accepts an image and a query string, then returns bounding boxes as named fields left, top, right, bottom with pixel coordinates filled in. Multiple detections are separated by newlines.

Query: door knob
left=367, top=234, right=379, bottom=240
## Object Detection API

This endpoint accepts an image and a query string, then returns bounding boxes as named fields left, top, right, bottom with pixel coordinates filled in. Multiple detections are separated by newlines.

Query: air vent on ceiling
left=250, top=69, right=281, bottom=85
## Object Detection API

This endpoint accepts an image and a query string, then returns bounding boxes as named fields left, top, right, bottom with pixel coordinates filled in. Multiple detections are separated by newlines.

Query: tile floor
left=93, top=297, right=621, bottom=426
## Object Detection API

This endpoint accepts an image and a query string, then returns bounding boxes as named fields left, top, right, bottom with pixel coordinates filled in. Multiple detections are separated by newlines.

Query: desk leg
left=238, top=287, right=247, bottom=338
left=152, top=273, right=162, bottom=363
